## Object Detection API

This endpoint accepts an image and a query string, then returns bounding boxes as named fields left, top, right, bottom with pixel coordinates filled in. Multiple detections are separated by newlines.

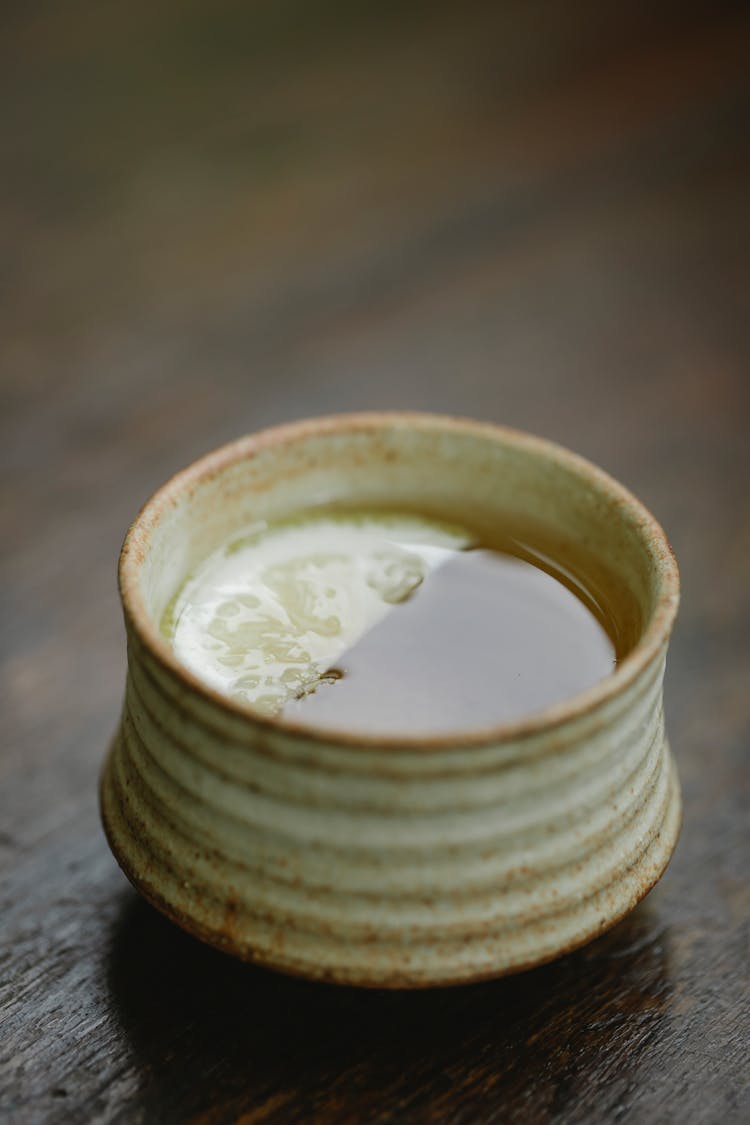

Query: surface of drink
left=164, top=509, right=620, bottom=734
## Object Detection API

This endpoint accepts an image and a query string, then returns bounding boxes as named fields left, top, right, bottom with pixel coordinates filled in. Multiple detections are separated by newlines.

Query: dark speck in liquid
left=283, top=545, right=618, bottom=735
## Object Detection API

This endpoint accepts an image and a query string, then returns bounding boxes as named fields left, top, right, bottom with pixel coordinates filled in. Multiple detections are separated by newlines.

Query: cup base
left=101, top=730, right=681, bottom=989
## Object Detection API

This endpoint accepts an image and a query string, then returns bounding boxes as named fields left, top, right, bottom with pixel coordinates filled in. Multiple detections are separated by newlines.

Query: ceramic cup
left=101, top=413, right=681, bottom=987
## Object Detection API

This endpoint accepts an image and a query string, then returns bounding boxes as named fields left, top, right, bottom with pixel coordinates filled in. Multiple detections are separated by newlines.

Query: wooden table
left=2, top=3, right=748, bottom=1121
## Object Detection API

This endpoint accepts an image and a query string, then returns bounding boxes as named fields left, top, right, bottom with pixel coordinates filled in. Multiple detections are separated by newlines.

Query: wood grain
left=1, top=2, right=749, bottom=1121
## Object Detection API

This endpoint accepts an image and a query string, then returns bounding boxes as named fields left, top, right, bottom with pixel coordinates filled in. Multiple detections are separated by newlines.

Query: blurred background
left=1, top=1, right=748, bottom=1121
left=4, top=0, right=749, bottom=813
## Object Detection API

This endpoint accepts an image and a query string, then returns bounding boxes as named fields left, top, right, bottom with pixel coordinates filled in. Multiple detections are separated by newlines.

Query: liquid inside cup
left=163, top=508, right=629, bottom=735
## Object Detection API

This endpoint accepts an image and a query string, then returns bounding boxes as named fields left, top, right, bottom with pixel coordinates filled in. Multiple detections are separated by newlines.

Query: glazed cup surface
left=102, top=412, right=680, bottom=986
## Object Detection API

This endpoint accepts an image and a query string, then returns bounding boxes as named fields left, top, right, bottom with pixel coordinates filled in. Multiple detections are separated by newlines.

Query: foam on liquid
left=164, top=514, right=471, bottom=715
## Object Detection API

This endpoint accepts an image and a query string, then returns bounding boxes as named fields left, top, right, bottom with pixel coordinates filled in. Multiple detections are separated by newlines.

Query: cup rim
left=118, top=412, right=680, bottom=750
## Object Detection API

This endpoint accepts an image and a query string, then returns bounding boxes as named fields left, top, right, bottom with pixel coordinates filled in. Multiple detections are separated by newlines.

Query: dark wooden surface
left=2, top=3, right=749, bottom=1122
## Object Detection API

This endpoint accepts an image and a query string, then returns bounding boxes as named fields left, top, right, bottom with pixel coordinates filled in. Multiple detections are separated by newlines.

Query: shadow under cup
left=102, top=413, right=680, bottom=986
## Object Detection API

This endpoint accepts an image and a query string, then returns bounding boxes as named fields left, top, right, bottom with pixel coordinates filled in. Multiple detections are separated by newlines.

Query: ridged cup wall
left=101, top=414, right=680, bottom=986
